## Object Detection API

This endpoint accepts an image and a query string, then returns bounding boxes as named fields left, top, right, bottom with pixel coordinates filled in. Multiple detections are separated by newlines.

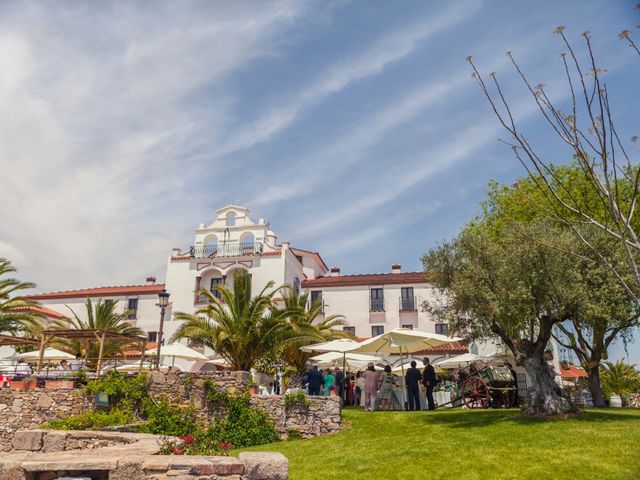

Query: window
left=400, top=287, right=415, bottom=311
left=435, top=323, right=448, bottom=335
left=370, top=288, right=384, bottom=312
left=126, top=298, right=138, bottom=320
left=293, top=277, right=301, bottom=295
left=310, top=290, right=322, bottom=305
left=401, top=324, right=413, bottom=330
left=147, top=331, right=158, bottom=343
left=343, top=326, right=355, bottom=335
left=226, top=211, right=237, bottom=226
left=371, top=325, right=384, bottom=337
left=210, top=278, right=223, bottom=299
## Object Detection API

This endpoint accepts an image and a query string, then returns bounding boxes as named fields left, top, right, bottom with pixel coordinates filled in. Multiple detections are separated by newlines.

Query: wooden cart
left=446, top=361, right=517, bottom=409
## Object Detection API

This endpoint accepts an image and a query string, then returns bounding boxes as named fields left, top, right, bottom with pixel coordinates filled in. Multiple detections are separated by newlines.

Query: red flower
left=187, top=435, right=195, bottom=443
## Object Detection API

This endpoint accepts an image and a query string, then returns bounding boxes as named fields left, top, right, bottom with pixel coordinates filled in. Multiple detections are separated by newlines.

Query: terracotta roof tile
left=412, top=341, right=469, bottom=355
left=27, top=284, right=166, bottom=300
left=302, top=271, right=429, bottom=288
left=560, top=363, right=588, bottom=378
left=9, top=305, right=68, bottom=320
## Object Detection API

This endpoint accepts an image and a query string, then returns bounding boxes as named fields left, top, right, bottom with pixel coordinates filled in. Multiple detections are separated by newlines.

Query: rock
left=0, top=466, right=26, bottom=480
left=189, top=458, right=245, bottom=476
left=239, top=452, right=288, bottom=480
left=35, top=395, right=53, bottom=408
left=11, top=431, right=43, bottom=452
left=42, top=432, right=67, bottom=453
left=110, top=460, right=145, bottom=480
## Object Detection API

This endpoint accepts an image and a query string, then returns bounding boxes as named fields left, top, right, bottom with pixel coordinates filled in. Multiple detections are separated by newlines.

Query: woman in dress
left=323, top=368, right=335, bottom=396
left=378, top=365, right=396, bottom=410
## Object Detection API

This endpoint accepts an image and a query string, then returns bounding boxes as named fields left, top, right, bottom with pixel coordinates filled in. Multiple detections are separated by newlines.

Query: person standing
left=405, top=361, right=422, bottom=411
left=307, top=365, right=324, bottom=396
left=335, top=367, right=345, bottom=401
left=363, top=363, right=379, bottom=411
left=323, top=368, right=335, bottom=396
left=421, top=357, right=437, bottom=411
left=355, top=371, right=365, bottom=407
left=378, top=365, right=396, bottom=410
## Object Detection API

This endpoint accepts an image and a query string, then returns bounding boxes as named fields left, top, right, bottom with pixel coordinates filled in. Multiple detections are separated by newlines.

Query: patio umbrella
left=300, top=338, right=362, bottom=379
left=299, top=339, right=361, bottom=353
left=434, top=353, right=490, bottom=369
left=350, top=328, right=462, bottom=407
left=310, top=351, right=381, bottom=370
left=144, top=343, right=208, bottom=367
left=12, top=348, right=75, bottom=362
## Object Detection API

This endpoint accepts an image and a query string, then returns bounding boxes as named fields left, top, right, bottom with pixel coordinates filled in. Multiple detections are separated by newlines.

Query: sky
left=0, top=1, right=639, bottom=360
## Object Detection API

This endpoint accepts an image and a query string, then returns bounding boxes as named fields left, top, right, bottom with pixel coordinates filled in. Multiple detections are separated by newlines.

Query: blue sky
left=0, top=1, right=638, bottom=360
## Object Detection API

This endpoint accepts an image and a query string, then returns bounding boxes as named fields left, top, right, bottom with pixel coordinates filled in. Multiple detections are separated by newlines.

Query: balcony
left=399, top=297, right=417, bottom=312
left=190, top=241, right=263, bottom=259
left=370, top=299, right=384, bottom=312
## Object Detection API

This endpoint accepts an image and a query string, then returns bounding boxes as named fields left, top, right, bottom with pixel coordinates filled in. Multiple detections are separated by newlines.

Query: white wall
left=308, top=283, right=444, bottom=338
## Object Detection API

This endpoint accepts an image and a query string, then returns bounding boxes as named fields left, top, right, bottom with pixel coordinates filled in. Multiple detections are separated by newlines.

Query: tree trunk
left=521, top=355, right=579, bottom=416
left=587, top=365, right=606, bottom=407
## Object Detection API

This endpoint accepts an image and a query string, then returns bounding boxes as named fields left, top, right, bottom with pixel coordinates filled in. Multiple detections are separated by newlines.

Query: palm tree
left=0, top=258, right=40, bottom=334
left=600, top=360, right=640, bottom=398
left=63, top=298, right=145, bottom=365
left=278, top=291, right=350, bottom=385
left=171, top=270, right=291, bottom=371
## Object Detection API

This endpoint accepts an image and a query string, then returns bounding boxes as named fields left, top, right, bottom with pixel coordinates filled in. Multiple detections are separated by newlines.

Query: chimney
left=146, top=276, right=157, bottom=285
left=282, top=241, right=290, bottom=250
left=391, top=264, right=401, bottom=273
left=330, top=267, right=341, bottom=277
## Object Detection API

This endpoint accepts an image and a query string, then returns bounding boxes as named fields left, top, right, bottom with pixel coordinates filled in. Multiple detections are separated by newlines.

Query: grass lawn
left=237, top=407, right=640, bottom=480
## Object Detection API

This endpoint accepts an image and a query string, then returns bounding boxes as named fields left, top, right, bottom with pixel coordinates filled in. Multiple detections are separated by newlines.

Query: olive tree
left=423, top=222, right=583, bottom=416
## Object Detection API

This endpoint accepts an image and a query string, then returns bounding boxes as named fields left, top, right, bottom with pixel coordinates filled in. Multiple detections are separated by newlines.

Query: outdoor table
left=434, top=391, right=452, bottom=408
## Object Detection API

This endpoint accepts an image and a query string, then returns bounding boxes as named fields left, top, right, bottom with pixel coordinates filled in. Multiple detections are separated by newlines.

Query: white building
left=24, top=205, right=465, bottom=363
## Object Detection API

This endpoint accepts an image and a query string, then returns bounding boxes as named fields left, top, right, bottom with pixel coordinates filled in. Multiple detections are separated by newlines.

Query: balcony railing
left=399, top=297, right=417, bottom=312
left=370, top=299, right=384, bottom=312
left=195, top=292, right=223, bottom=304
left=190, top=241, right=263, bottom=259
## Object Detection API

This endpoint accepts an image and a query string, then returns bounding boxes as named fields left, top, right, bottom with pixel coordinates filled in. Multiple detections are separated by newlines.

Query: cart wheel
left=461, top=376, right=490, bottom=409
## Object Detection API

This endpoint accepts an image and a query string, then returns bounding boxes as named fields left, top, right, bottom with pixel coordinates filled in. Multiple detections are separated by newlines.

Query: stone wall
left=0, top=389, right=90, bottom=451
left=250, top=395, right=341, bottom=439
left=148, top=370, right=250, bottom=407
left=0, top=371, right=340, bottom=450
left=1, top=430, right=287, bottom=480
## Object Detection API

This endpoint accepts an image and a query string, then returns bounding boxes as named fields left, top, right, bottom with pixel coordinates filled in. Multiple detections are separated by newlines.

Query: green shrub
left=44, top=409, right=136, bottom=430
left=284, top=390, right=310, bottom=411
left=214, top=393, right=278, bottom=448
left=84, top=370, right=149, bottom=411
left=287, top=428, right=302, bottom=440
left=203, top=380, right=230, bottom=405
left=139, top=397, right=199, bottom=437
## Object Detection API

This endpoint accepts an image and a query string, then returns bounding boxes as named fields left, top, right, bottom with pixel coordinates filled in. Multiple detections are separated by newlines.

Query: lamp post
left=156, top=289, right=170, bottom=369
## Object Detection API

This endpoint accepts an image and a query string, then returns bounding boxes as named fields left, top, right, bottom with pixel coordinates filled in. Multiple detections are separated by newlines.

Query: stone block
left=42, top=432, right=67, bottom=453
left=21, top=457, right=118, bottom=471
left=110, top=460, right=145, bottom=480
left=189, top=458, right=245, bottom=476
left=239, top=452, right=288, bottom=480
left=11, top=430, right=43, bottom=452
left=35, top=395, right=53, bottom=408
left=0, top=466, right=26, bottom=480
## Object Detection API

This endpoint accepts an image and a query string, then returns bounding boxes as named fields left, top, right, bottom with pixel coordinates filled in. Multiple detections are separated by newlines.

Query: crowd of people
left=301, top=357, right=439, bottom=411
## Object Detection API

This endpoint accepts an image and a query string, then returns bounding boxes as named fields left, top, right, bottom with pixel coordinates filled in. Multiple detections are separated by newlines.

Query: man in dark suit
left=307, top=365, right=324, bottom=396
left=422, top=357, right=437, bottom=410
left=405, top=361, right=422, bottom=411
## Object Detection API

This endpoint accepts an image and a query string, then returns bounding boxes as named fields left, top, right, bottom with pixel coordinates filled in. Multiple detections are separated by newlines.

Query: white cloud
left=0, top=1, right=310, bottom=291
left=217, top=1, right=482, bottom=156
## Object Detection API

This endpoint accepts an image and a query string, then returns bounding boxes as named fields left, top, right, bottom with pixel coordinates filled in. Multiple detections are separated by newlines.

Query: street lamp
left=156, top=289, right=170, bottom=369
